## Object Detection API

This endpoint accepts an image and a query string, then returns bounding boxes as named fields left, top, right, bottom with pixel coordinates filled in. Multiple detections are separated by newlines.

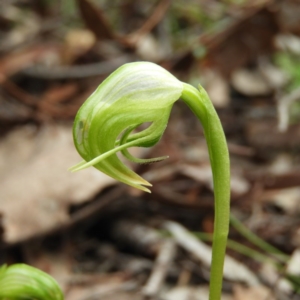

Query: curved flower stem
left=181, top=83, right=230, bottom=300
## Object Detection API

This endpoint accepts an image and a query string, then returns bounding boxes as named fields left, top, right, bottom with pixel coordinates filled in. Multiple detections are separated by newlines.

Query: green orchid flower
left=71, top=61, right=230, bottom=300
left=0, top=264, right=63, bottom=300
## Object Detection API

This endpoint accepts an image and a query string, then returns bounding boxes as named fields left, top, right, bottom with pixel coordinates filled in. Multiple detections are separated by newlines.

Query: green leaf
left=0, top=264, right=63, bottom=300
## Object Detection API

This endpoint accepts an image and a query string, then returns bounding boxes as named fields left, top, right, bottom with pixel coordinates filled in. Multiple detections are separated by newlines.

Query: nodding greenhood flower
left=71, top=62, right=183, bottom=192
left=71, top=61, right=230, bottom=300
left=0, top=264, right=63, bottom=300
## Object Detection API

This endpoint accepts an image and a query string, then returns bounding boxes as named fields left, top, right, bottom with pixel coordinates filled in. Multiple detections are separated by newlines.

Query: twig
left=142, top=239, right=176, bottom=298
left=69, top=186, right=126, bottom=226
left=21, top=56, right=133, bottom=80
left=0, top=75, right=37, bottom=106
left=77, top=0, right=115, bottom=40
left=0, top=76, right=91, bottom=119
left=111, top=220, right=163, bottom=256
left=66, top=279, right=138, bottom=300
left=164, top=221, right=259, bottom=286
left=227, top=142, right=255, bottom=157
left=277, top=87, right=300, bottom=132
left=129, top=0, right=171, bottom=44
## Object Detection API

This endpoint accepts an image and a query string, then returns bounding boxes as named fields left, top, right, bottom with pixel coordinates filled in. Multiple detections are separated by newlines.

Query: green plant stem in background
left=230, top=215, right=289, bottom=263
left=71, top=62, right=230, bottom=300
left=193, top=232, right=275, bottom=265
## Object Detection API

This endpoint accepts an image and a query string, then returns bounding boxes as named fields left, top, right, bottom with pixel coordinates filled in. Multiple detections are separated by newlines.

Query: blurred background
left=1, top=0, right=300, bottom=299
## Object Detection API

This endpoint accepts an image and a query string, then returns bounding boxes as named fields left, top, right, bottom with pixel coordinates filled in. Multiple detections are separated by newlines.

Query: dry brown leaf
left=0, top=95, right=32, bottom=122
left=162, top=286, right=232, bottom=300
left=180, top=164, right=250, bottom=197
left=77, top=0, right=115, bottom=40
left=276, top=0, right=300, bottom=34
left=65, top=275, right=136, bottom=300
left=0, top=6, right=40, bottom=52
left=233, top=284, right=274, bottom=300
left=287, top=248, right=300, bottom=276
left=259, top=263, right=292, bottom=294
left=260, top=187, right=300, bottom=214
left=204, top=69, right=230, bottom=108
left=0, top=46, right=49, bottom=77
left=41, top=83, right=79, bottom=104
left=22, top=242, right=73, bottom=292
left=231, top=68, right=272, bottom=96
left=246, top=119, right=300, bottom=151
left=203, top=7, right=278, bottom=76
left=62, top=29, right=96, bottom=65
left=0, top=124, right=116, bottom=243
left=135, top=34, right=163, bottom=62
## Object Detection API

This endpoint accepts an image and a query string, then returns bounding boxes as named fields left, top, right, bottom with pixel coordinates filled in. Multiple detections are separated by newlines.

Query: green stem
left=230, top=215, right=289, bottom=263
left=181, top=84, right=230, bottom=300
left=193, top=232, right=276, bottom=265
